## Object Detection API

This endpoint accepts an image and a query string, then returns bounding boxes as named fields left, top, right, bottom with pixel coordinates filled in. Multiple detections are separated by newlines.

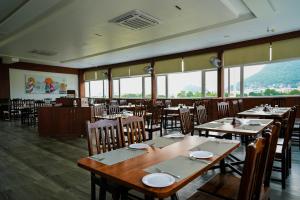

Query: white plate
left=189, top=151, right=214, bottom=159
left=129, top=143, right=149, bottom=149
left=142, top=173, right=175, bottom=188
left=164, top=133, right=185, bottom=138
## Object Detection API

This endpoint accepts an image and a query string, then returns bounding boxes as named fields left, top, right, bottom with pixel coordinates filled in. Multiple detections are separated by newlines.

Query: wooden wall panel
left=0, top=64, right=10, bottom=99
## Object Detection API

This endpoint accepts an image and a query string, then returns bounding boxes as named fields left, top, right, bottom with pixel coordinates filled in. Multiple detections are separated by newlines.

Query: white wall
left=9, top=68, right=78, bottom=100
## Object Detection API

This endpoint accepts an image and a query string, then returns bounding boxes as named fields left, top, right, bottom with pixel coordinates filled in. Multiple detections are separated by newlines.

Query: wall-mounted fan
left=103, top=72, right=109, bottom=78
left=144, top=65, right=153, bottom=74
left=210, top=56, right=222, bottom=68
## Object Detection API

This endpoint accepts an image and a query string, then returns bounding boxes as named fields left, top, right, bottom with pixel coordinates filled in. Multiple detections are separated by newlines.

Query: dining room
left=1, top=0, right=300, bottom=200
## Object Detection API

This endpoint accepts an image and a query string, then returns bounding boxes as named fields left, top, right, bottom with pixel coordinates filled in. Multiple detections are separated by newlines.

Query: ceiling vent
left=29, top=49, right=57, bottom=56
left=109, top=9, right=161, bottom=30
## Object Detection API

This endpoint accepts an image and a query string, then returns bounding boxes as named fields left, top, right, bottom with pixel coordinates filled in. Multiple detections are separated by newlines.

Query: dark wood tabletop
left=77, top=136, right=239, bottom=199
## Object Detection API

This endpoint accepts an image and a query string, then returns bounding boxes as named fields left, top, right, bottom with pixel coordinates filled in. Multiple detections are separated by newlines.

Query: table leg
left=220, top=159, right=226, bottom=174
left=91, top=174, right=96, bottom=200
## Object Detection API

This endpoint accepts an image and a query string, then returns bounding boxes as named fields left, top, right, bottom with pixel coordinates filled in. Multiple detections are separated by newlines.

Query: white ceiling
left=0, top=0, right=300, bottom=68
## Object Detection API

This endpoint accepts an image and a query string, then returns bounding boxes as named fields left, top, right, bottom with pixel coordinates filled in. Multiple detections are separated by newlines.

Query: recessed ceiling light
left=224, top=35, right=230, bottom=38
left=267, top=27, right=275, bottom=33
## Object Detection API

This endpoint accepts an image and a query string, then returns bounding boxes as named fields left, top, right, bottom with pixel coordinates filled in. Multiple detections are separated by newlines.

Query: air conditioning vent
left=29, top=49, right=57, bottom=56
left=109, top=10, right=161, bottom=30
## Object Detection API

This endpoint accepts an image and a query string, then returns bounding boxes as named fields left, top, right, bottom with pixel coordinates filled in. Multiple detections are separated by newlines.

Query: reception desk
left=38, top=106, right=92, bottom=138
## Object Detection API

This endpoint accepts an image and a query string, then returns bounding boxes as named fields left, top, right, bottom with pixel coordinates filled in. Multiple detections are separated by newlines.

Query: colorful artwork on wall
left=25, top=75, right=67, bottom=94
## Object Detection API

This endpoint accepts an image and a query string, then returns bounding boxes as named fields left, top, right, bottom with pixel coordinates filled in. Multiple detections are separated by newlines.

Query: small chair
left=217, top=102, right=230, bottom=119
left=145, top=106, right=163, bottom=139
left=190, top=134, right=271, bottom=200
left=86, top=119, right=125, bottom=200
left=121, top=116, right=147, bottom=144
left=237, top=99, right=244, bottom=112
left=231, top=100, right=239, bottom=117
left=260, top=122, right=281, bottom=200
left=92, top=104, right=107, bottom=121
left=179, top=108, right=194, bottom=135
left=108, top=105, right=120, bottom=115
left=291, top=105, right=299, bottom=149
left=273, top=107, right=296, bottom=189
left=194, top=105, right=227, bottom=138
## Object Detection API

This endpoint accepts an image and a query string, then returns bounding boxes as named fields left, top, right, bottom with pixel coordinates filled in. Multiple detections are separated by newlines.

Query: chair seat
left=198, top=174, right=240, bottom=200
left=187, top=190, right=224, bottom=200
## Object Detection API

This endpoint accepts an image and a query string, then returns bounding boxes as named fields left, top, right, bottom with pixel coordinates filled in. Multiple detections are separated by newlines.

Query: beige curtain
left=84, top=71, right=96, bottom=81
left=155, top=58, right=182, bottom=74
left=272, top=37, right=300, bottom=61
left=224, top=43, right=270, bottom=67
left=184, top=52, right=217, bottom=71
left=130, top=63, right=150, bottom=76
left=111, top=67, right=130, bottom=78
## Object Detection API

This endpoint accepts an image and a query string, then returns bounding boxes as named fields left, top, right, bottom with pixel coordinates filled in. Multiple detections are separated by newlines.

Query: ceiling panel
left=0, top=0, right=300, bottom=68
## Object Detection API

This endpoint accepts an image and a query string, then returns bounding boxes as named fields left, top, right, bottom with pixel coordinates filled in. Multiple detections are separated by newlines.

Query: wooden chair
left=194, top=105, right=227, bottom=138
left=260, top=122, right=281, bottom=200
left=237, top=99, right=244, bottom=112
left=121, top=116, right=147, bottom=144
left=273, top=107, right=296, bottom=189
left=271, top=98, right=286, bottom=107
left=86, top=119, right=125, bottom=200
left=108, top=105, right=120, bottom=115
left=133, top=106, right=146, bottom=118
left=217, top=102, right=230, bottom=119
left=231, top=100, right=239, bottom=117
left=145, top=106, right=163, bottom=139
left=291, top=105, right=299, bottom=149
left=190, top=134, right=271, bottom=200
left=179, top=108, right=194, bottom=135
left=92, top=104, right=107, bottom=121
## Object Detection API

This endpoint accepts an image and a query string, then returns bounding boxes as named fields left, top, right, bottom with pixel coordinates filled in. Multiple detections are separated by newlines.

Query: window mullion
left=240, top=66, right=244, bottom=97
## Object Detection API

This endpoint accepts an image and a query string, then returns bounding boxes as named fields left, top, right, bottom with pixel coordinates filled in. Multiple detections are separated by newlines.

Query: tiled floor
left=0, top=120, right=299, bottom=200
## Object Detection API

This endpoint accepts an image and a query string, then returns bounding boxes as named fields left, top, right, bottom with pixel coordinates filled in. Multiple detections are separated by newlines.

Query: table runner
left=90, top=148, right=146, bottom=165
left=145, top=136, right=183, bottom=148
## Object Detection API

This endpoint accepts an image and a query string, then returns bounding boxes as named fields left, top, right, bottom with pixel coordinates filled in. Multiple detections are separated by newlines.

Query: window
left=224, top=67, right=241, bottom=97
left=120, top=77, right=142, bottom=98
left=144, top=77, right=152, bottom=98
left=90, top=80, right=103, bottom=97
left=113, top=79, right=120, bottom=98
left=204, top=70, right=217, bottom=97
left=103, top=80, right=109, bottom=98
left=168, top=71, right=202, bottom=98
left=84, top=82, right=90, bottom=97
left=244, top=60, right=300, bottom=96
left=157, top=76, right=167, bottom=98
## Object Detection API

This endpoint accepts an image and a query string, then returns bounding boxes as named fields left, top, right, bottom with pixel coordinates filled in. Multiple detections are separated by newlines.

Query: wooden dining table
left=194, top=117, right=274, bottom=136
left=77, top=136, right=240, bottom=199
left=237, top=107, right=291, bottom=120
left=194, top=117, right=273, bottom=175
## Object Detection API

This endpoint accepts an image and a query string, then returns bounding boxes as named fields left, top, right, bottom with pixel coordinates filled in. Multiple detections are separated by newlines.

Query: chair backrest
left=93, top=104, right=107, bottom=118
left=119, top=99, right=127, bottom=105
left=195, top=105, right=208, bottom=125
left=238, top=136, right=270, bottom=200
left=121, top=116, right=146, bottom=144
left=133, top=106, right=146, bottom=118
left=271, top=98, right=286, bottom=107
left=179, top=108, right=193, bottom=135
left=231, top=100, right=239, bottom=116
left=108, top=105, right=120, bottom=115
left=282, top=107, right=296, bottom=151
left=86, top=119, right=124, bottom=156
left=238, top=99, right=244, bottom=112
left=263, top=122, right=281, bottom=187
left=217, top=101, right=230, bottom=119
left=165, top=100, right=172, bottom=107
left=149, top=105, right=163, bottom=127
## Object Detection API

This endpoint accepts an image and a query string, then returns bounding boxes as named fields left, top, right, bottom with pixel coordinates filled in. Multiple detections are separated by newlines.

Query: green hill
left=244, top=60, right=300, bottom=88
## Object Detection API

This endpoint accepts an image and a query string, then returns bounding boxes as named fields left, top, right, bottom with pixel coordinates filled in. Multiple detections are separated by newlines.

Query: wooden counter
left=38, top=106, right=92, bottom=138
